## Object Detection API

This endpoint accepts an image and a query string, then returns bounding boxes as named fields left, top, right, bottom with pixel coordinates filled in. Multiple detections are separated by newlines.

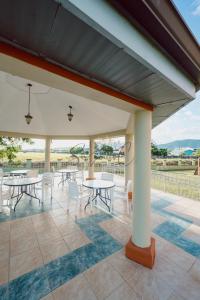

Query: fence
left=151, top=170, right=200, bottom=200
left=1, top=160, right=125, bottom=175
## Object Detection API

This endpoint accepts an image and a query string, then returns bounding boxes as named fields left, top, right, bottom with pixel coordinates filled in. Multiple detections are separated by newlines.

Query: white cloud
left=152, top=92, right=200, bottom=144
left=192, top=0, right=200, bottom=16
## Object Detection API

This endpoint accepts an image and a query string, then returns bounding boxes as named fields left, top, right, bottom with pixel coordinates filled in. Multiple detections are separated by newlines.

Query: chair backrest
left=76, top=170, right=84, bottom=180
left=0, top=169, right=3, bottom=185
left=101, top=172, right=114, bottom=182
left=26, top=169, right=39, bottom=178
left=42, top=172, right=54, bottom=185
left=68, top=181, right=79, bottom=199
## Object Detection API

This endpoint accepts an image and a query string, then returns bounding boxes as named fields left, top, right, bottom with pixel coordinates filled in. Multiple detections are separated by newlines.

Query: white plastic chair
left=67, top=181, right=89, bottom=211
left=101, top=172, right=114, bottom=181
left=51, top=166, right=61, bottom=185
left=26, top=169, right=39, bottom=178
left=41, top=172, right=54, bottom=203
left=75, top=170, right=84, bottom=191
left=101, top=172, right=114, bottom=206
left=0, top=169, right=11, bottom=210
left=0, top=169, right=4, bottom=211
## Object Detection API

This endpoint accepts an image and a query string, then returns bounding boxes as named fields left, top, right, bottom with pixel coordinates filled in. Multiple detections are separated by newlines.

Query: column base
left=125, top=237, right=155, bottom=269
left=86, top=177, right=96, bottom=180
left=128, top=192, right=132, bottom=201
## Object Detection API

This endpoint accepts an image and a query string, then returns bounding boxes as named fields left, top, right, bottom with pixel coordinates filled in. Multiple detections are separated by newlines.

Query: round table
left=57, top=169, right=79, bottom=186
left=4, top=177, right=42, bottom=211
left=83, top=180, right=115, bottom=211
left=10, top=169, right=30, bottom=176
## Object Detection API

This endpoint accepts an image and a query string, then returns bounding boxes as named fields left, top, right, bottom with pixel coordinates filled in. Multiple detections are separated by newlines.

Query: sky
left=24, top=1, right=200, bottom=150
left=152, top=0, right=200, bottom=145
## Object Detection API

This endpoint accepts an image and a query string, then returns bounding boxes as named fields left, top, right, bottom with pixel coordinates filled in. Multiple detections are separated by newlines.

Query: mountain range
left=158, top=139, right=200, bottom=150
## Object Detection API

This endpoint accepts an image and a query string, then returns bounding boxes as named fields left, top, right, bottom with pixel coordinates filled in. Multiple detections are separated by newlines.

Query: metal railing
left=151, top=170, right=200, bottom=200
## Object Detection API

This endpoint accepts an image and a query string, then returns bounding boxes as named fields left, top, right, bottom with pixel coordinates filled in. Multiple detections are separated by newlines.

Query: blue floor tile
left=151, top=199, right=172, bottom=210
left=94, top=234, right=122, bottom=257
left=173, top=236, right=200, bottom=257
left=0, top=284, right=8, bottom=300
left=46, top=250, right=85, bottom=290
left=74, top=243, right=104, bottom=268
left=153, top=221, right=186, bottom=241
left=9, top=267, right=50, bottom=300
left=88, top=212, right=113, bottom=223
left=78, top=223, right=109, bottom=242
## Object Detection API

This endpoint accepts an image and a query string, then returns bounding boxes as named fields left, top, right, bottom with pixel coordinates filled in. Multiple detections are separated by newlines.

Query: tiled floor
left=0, top=174, right=200, bottom=299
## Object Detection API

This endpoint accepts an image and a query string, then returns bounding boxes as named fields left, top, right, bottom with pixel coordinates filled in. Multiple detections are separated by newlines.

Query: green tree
left=100, top=144, right=113, bottom=155
left=0, top=137, right=32, bottom=162
left=151, top=143, right=168, bottom=157
left=194, top=149, right=200, bottom=157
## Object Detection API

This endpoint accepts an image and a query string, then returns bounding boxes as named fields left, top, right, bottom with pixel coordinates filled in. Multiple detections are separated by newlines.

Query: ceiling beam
left=0, top=42, right=154, bottom=112
left=90, top=129, right=126, bottom=140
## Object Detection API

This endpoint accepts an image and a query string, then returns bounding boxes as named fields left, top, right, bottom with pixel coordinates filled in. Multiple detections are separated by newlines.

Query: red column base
left=125, top=237, right=155, bottom=269
left=86, top=177, right=96, bottom=180
left=128, top=192, right=132, bottom=201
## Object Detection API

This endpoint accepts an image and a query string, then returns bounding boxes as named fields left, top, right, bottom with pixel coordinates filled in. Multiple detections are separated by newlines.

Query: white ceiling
left=0, top=71, right=130, bottom=137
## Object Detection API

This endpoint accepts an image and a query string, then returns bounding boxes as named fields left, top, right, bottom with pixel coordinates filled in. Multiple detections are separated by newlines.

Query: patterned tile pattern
left=0, top=212, right=122, bottom=299
left=152, top=198, right=200, bottom=257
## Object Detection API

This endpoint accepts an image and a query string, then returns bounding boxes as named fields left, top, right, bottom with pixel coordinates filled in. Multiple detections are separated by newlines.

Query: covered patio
left=0, top=0, right=200, bottom=299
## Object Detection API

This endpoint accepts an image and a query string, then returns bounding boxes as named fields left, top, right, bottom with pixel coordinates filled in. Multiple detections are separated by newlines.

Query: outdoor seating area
left=0, top=0, right=200, bottom=299
left=0, top=173, right=200, bottom=299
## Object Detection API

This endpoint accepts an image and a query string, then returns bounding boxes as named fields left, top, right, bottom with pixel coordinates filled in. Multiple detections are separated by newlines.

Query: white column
left=88, top=138, right=95, bottom=179
left=45, top=137, right=51, bottom=172
left=132, top=111, right=152, bottom=248
left=125, top=134, right=134, bottom=188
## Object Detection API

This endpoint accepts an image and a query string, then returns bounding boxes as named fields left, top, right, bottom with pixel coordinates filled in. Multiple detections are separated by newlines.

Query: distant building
left=170, top=147, right=195, bottom=156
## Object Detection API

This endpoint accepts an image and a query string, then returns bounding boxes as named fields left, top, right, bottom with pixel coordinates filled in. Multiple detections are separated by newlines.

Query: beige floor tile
left=159, top=242, right=195, bottom=271
left=57, top=221, right=80, bottom=236
left=10, top=233, right=38, bottom=257
left=167, top=292, right=186, bottom=300
left=41, top=293, right=54, bottom=300
left=48, top=208, right=66, bottom=218
left=51, top=213, right=74, bottom=225
left=32, top=213, right=53, bottom=227
left=0, top=266, right=9, bottom=285
left=0, top=242, right=9, bottom=265
left=107, top=250, right=141, bottom=281
left=0, top=222, right=10, bottom=244
left=40, top=239, right=70, bottom=264
left=127, top=267, right=174, bottom=300
left=105, top=281, right=140, bottom=300
left=10, top=246, right=43, bottom=280
left=10, top=216, right=32, bottom=230
left=63, top=230, right=90, bottom=251
left=84, top=260, right=124, bottom=300
left=52, top=274, right=97, bottom=300
left=189, top=259, right=200, bottom=282
left=183, top=224, right=200, bottom=244
left=36, top=227, right=62, bottom=245
left=34, top=220, right=58, bottom=234
left=172, top=273, right=200, bottom=300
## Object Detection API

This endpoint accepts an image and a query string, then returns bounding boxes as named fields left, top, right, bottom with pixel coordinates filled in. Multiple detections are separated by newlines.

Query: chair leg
left=42, top=186, right=44, bottom=203
left=0, top=187, right=2, bottom=212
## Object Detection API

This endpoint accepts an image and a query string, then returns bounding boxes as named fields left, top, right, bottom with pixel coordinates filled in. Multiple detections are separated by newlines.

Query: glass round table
left=57, top=169, right=79, bottom=186
left=4, top=177, right=42, bottom=211
left=83, top=179, right=115, bottom=211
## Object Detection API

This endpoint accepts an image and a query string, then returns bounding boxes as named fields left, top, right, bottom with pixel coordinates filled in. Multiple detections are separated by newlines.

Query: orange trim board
left=0, top=42, right=154, bottom=111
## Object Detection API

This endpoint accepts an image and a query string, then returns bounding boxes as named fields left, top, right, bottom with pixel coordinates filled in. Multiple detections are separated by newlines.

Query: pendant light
left=25, top=83, right=33, bottom=125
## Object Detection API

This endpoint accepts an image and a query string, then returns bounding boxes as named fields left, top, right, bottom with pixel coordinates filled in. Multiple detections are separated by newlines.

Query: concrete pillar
left=125, top=110, right=155, bottom=269
left=87, top=138, right=95, bottom=179
left=45, top=137, right=51, bottom=172
left=26, top=159, right=32, bottom=169
left=125, top=134, right=134, bottom=188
